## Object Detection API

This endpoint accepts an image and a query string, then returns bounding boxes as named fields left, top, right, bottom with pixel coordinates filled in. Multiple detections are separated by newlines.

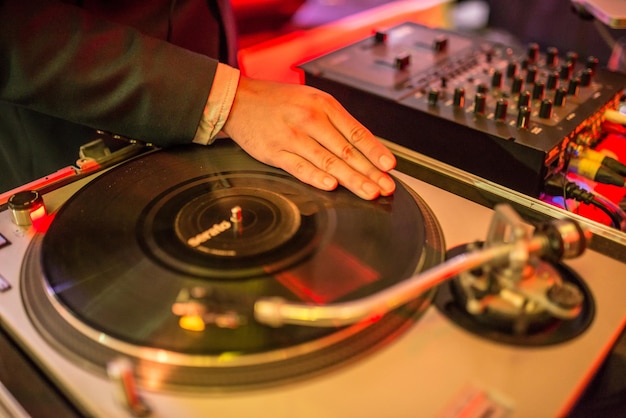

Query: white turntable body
left=1, top=158, right=626, bottom=418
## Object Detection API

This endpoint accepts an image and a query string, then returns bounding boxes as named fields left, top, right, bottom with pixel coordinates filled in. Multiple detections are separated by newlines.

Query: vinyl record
left=22, top=141, right=445, bottom=389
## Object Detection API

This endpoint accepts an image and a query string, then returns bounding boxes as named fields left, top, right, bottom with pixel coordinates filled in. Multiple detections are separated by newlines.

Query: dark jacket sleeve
left=0, top=0, right=219, bottom=146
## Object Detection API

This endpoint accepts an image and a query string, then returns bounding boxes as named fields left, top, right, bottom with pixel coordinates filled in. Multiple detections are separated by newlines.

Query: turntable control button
left=433, top=35, right=448, bottom=53
left=0, top=233, right=10, bottom=250
left=107, top=357, right=151, bottom=417
left=394, top=52, right=411, bottom=70
left=0, top=274, right=10, bottom=292
left=373, top=31, right=387, bottom=44
left=7, top=190, right=46, bottom=227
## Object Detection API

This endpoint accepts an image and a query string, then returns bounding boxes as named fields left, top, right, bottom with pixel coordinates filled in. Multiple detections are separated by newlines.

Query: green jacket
left=0, top=0, right=237, bottom=191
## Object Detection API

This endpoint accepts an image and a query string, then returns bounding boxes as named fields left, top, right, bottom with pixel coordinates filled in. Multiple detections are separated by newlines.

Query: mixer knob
left=394, top=52, right=411, bottom=70
left=566, top=51, right=579, bottom=67
left=580, top=68, right=593, bottom=87
left=518, top=90, right=531, bottom=109
left=560, top=63, right=573, bottom=80
left=586, top=56, right=599, bottom=74
left=494, top=98, right=508, bottom=122
left=516, top=106, right=531, bottom=129
left=539, top=99, right=553, bottom=119
left=511, top=76, right=524, bottom=94
left=554, top=87, right=567, bottom=107
left=433, top=35, right=448, bottom=53
left=474, top=93, right=486, bottom=114
left=491, top=69, right=503, bottom=89
left=568, top=77, right=580, bottom=96
left=532, top=82, right=545, bottom=100
left=521, top=58, right=530, bottom=70
left=453, top=87, right=465, bottom=107
left=428, top=89, right=440, bottom=106
left=477, top=83, right=489, bottom=94
left=526, top=65, right=538, bottom=84
left=546, top=47, right=559, bottom=67
left=547, top=71, right=559, bottom=90
left=527, top=42, right=539, bottom=63
left=506, top=61, right=518, bottom=78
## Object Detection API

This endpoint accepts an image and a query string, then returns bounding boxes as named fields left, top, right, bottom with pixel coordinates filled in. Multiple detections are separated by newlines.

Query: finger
left=295, top=137, right=386, bottom=200
left=302, top=115, right=396, bottom=196
left=275, top=149, right=340, bottom=192
left=320, top=138, right=396, bottom=197
left=325, top=99, right=397, bottom=172
left=276, top=138, right=383, bottom=200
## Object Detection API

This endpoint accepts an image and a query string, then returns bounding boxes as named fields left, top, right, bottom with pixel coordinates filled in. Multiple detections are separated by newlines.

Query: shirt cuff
left=192, top=63, right=241, bottom=145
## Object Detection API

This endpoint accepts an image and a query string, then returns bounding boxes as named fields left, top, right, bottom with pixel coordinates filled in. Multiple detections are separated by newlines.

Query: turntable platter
left=21, top=142, right=445, bottom=389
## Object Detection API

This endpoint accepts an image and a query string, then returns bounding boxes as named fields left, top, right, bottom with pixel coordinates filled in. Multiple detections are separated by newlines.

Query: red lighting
left=30, top=205, right=54, bottom=233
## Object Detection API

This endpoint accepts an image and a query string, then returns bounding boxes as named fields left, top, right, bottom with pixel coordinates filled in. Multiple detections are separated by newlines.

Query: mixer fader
left=300, top=22, right=626, bottom=197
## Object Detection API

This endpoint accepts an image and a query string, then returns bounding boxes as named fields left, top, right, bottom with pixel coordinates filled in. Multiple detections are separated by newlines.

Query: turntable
left=1, top=141, right=625, bottom=417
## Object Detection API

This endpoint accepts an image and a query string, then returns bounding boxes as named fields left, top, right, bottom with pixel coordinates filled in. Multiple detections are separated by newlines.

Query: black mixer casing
left=300, top=22, right=626, bottom=197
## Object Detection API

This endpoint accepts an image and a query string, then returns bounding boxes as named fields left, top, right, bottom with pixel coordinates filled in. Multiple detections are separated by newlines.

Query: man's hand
left=222, top=77, right=396, bottom=200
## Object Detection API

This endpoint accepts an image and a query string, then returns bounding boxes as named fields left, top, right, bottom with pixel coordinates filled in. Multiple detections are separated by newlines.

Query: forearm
left=0, top=0, right=218, bottom=146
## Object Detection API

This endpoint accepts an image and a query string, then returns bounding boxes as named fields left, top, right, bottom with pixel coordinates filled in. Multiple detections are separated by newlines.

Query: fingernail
left=362, top=181, right=379, bottom=198
left=379, top=176, right=395, bottom=193
left=379, top=155, right=395, bottom=171
left=323, top=176, right=337, bottom=189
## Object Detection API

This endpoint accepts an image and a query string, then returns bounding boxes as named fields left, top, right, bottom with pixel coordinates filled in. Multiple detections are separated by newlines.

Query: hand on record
left=222, top=77, right=397, bottom=200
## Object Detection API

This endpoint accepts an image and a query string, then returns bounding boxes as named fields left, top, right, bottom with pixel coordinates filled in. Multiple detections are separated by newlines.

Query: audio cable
left=567, top=158, right=626, bottom=187
left=543, top=173, right=625, bottom=230
left=604, top=109, right=626, bottom=126
left=577, top=148, right=626, bottom=177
